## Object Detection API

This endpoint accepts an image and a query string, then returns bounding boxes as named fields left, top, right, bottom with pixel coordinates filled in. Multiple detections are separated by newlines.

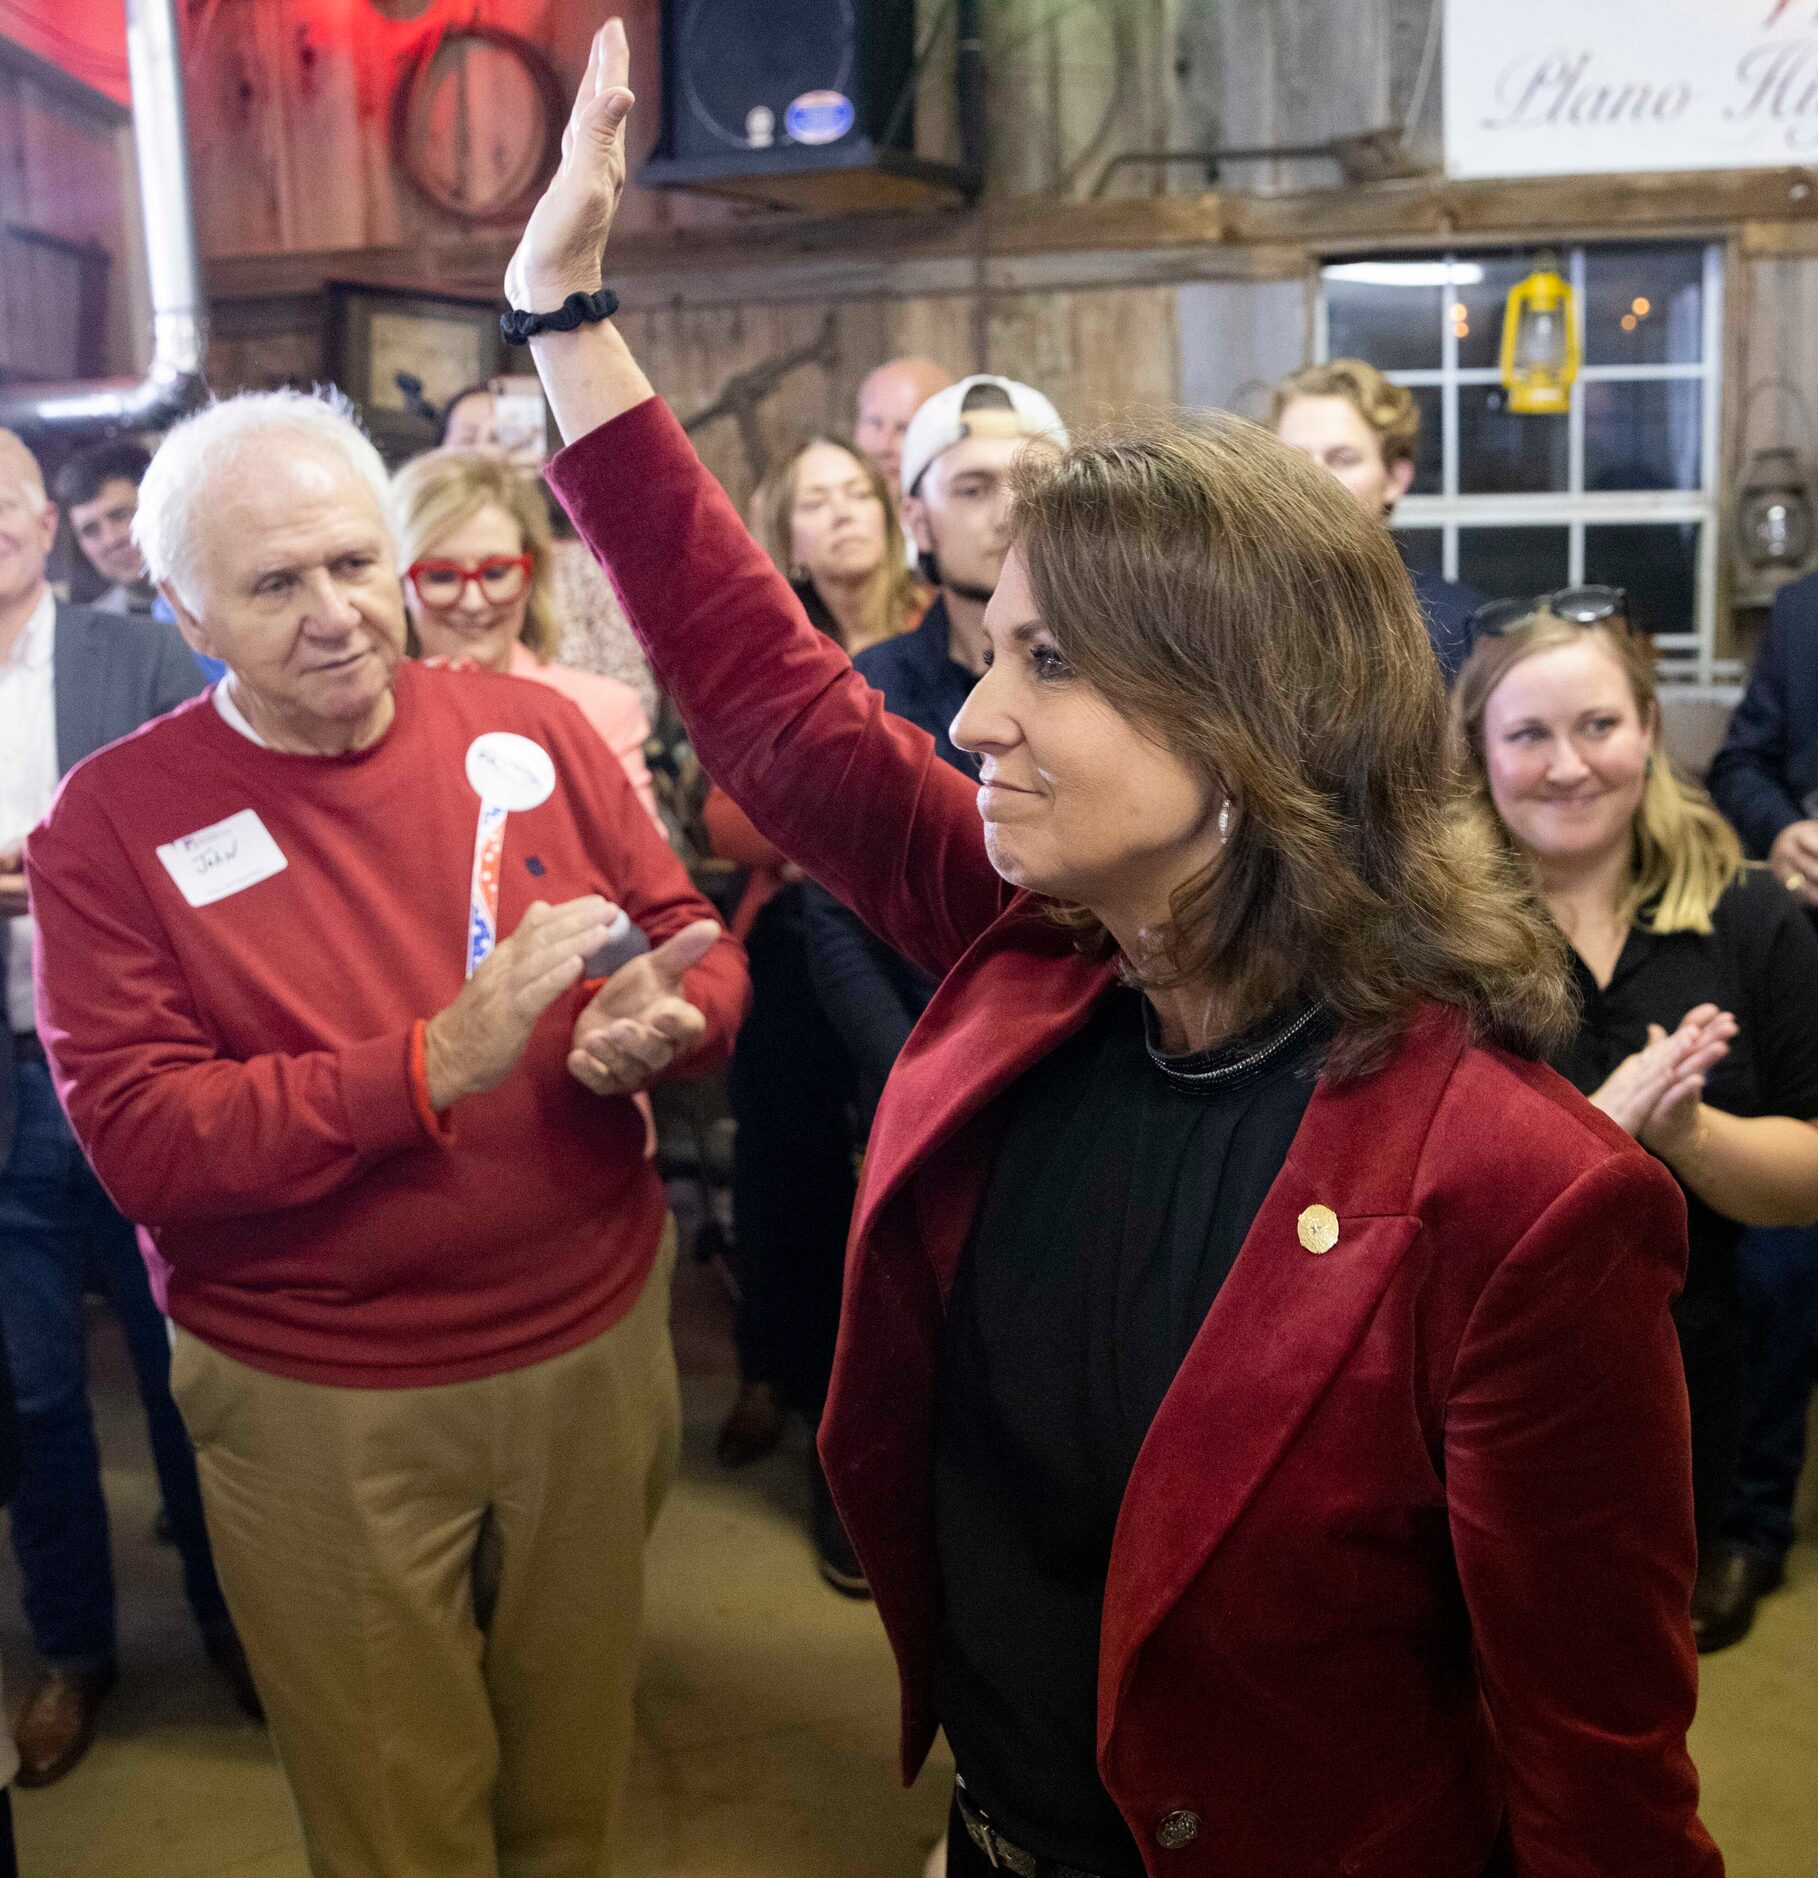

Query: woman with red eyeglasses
left=393, top=448, right=660, bottom=827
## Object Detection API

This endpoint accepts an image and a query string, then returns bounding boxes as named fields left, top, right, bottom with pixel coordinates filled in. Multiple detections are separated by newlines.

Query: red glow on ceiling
left=0, top=0, right=130, bottom=106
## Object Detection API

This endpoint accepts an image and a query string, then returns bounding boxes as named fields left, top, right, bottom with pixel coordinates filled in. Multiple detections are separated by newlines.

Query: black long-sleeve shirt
left=935, top=990, right=1332, bottom=1874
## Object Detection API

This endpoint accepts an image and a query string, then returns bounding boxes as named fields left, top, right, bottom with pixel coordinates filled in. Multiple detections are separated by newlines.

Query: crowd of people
left=0, top=24, right=1813, bottom=1878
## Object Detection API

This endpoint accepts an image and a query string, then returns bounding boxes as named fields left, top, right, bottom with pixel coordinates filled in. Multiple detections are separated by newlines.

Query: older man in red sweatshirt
left=25, top=389, right=748, bottom=1878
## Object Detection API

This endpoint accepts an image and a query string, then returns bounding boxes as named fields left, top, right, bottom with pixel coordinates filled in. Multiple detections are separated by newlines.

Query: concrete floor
left=1, top=1262, right=1812, bottom=1878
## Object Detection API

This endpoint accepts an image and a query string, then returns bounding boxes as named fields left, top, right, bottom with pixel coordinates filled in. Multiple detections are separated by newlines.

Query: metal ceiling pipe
left=0, top=0, right=206, bottom=434
left=955, top=0, right=984, bottom=187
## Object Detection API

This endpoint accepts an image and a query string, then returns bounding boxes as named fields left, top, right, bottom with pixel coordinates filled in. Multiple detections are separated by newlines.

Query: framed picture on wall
left=326, top=282, right=508, bottom=460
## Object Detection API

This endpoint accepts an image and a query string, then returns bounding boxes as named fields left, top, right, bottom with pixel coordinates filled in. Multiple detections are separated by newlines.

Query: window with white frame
left=1317, top=242, right=1724, bottom=679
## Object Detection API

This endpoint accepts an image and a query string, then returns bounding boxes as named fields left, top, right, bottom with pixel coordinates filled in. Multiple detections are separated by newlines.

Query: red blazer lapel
left=1097, top=1008, right=1471, bottom=1751
left=855, top=903, right=1115, bottom=1294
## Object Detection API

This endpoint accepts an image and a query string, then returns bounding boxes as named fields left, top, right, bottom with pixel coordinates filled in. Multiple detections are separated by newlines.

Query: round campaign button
left=465, top=732, right=556, bottom=811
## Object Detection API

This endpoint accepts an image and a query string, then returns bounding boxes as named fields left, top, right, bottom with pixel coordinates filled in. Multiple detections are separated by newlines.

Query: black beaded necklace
left=1140, top=997, right=1328, bottom=1093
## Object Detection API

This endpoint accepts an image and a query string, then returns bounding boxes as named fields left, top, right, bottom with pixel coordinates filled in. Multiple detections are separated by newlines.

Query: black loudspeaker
left=638, top=0, right=976, bottom=214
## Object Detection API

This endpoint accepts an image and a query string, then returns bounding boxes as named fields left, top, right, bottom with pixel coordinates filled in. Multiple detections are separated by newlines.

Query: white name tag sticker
left=466, top=732, right=556, bottom=812
left=156, top=809, right=289, bottom=909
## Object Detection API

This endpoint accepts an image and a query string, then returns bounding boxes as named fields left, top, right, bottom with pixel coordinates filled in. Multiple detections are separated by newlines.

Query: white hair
left=134, top=387, right=393, bottom=605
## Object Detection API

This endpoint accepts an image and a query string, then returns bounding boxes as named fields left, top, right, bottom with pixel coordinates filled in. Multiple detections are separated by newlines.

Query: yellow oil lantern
left=1500, top=260, right=1579, bottom=415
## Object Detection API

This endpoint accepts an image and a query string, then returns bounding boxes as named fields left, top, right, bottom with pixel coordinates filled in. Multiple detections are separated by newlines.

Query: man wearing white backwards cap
left=898, top=374, right=1068, bottom=679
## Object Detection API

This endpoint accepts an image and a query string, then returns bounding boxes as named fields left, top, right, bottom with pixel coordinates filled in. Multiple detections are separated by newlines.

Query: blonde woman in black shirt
left=1454, top=591, right=1818, bottom=1649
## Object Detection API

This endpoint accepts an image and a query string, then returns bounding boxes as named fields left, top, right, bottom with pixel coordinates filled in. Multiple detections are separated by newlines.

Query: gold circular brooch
left=1297, top=1205, right=1340, bottom=1256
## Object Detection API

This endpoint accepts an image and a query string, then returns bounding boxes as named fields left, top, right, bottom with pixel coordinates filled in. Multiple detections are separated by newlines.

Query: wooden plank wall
left=914, top=0, right=1178, bottom=202
left=1175, top=0, right=1436, bottom=193
left=185, top=0, right=1193, bottom=253
left=638, top=280, right=1178, bottom=526
left=1735, top=249, right=1818, bottom=464
left=0, top=46, right=136, bottom=379
left=186, top=0, right=1181, bottom=258
left=184, top=0, right=749, bottom=257
left=208, top=277, right=1182, bottom=519
left=194, top=0, right=1191, bottom=501
left=192, top=0, right=1431, bottom=472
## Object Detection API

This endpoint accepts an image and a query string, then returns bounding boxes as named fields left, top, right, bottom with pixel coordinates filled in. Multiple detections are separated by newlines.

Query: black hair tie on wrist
left=500, top=288, right=620, bottom=346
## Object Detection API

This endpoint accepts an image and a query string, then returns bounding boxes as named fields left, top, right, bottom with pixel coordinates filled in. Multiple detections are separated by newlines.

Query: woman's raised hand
left=505, top=20, right=636, bottom=313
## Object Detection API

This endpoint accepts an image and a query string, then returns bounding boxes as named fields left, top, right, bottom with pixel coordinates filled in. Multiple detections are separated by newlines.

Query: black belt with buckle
left=953, top=1778, right=1108, bottom=1878
left=10, top=1031, right=45, bottom=1064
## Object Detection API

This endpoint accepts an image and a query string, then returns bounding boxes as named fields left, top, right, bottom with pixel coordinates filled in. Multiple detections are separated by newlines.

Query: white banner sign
left=1445, top=0, right=1818, bottom=178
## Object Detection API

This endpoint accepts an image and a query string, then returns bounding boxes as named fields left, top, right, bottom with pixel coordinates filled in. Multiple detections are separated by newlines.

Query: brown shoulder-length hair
left=754, top=435, right=921, bottom=650
left=1010, top=412, right=1572, bottom=1079
left=1452, top=611, right=1743, bottom=934
left=391, top=447, right=559, bottom=660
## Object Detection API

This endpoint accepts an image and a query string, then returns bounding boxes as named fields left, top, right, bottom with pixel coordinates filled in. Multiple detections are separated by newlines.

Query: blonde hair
left=1269, top=358, right=1421, bottom=470
left=754, top=436, right=920, bottom=650
left=1009, top=413, right=1572, bottom=1079
left=390, top=449, right=558, bottom=660
left=1452, top=612, right=1743, bottom=934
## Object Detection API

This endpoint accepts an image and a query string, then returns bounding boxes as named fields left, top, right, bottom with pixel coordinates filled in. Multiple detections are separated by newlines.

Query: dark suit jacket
left=550, top=399, right=1720, bottom=1878
left=1708, top=570, right=1818, bottom=859
left=1, top=601, right=203, bottom=1165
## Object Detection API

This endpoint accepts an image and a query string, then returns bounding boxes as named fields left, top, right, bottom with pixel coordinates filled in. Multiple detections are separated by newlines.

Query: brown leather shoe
left=716, top=1379, right=787, bottom=1468
left=12, top=1662, right=117, bottom=1788
left=1691, top=1548, right=1785, bottom=1654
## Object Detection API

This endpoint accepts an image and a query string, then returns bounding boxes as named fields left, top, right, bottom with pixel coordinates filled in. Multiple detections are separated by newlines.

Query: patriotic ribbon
left=466, top=798, right=510, bottom=979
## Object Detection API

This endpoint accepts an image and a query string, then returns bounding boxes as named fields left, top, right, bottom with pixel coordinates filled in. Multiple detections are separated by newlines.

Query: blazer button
left=1156, top=1810, right=1200, bottom=1851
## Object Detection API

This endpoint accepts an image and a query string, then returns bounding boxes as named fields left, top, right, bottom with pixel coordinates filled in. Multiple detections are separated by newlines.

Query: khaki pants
left=169, top=1241, right=680, bottom=1878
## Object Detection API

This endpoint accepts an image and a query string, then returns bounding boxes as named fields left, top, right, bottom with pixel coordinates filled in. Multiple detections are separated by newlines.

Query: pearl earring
left=1218, top=799, right=1233, bottom=842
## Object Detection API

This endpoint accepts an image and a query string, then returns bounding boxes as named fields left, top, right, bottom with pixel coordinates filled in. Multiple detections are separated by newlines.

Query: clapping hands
left=424, top=900, right=723, bottom=1109
left=424, top=897, right=618, bottom=1109
left=567, top=917, right=721, bottom=1097
left=1589, top=1002, right=1736, bottom=1164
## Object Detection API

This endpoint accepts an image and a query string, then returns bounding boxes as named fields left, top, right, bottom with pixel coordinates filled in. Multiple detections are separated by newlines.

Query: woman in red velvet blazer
left=514, top=28, right=1722, bottom=1877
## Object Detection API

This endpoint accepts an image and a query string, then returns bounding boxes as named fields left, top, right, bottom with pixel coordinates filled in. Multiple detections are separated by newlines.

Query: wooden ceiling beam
left=1218, top=167, right=1818, bottom=247
left=204, top=166, right=1818, bottom=305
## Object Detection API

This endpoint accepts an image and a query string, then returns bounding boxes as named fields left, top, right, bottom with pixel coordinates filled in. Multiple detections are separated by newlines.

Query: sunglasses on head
left=1466, top=585, right=1630, bottom=642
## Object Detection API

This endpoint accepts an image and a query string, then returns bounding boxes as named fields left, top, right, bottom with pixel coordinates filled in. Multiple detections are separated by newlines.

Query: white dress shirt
left=1, top=586, right=58, bottom=1034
